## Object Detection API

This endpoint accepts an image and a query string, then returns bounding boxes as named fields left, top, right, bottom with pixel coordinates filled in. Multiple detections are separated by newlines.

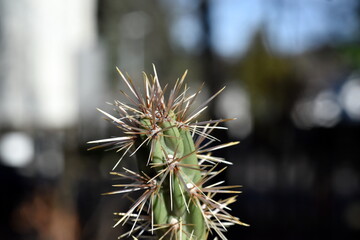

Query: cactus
left=88, top=65, right=248, bottom=240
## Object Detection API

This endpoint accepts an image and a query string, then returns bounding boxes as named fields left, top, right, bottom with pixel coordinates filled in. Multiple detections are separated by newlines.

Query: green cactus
left=88, top=65, right=248, bottom=240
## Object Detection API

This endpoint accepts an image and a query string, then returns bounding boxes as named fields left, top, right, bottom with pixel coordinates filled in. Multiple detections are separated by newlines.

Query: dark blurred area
left=1, top=0, right=360, bottom=239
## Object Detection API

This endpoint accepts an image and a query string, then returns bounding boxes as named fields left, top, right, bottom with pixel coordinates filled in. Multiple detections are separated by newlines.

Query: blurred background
left=1, top=0, right=360, bottom=239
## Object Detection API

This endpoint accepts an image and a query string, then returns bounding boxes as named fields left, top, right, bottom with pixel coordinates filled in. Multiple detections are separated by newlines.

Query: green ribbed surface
left=137, top=114, right=205, bottom=240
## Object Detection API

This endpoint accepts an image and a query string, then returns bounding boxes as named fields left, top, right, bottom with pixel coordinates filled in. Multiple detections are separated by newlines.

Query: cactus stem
left=89, top=66, right=248, bottom=239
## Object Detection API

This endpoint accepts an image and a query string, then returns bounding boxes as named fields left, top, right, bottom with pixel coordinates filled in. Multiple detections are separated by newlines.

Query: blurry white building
left=0, top=0, right=100, bottom=130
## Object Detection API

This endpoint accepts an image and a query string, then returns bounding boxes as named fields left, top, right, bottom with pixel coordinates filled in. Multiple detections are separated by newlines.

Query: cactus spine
left=88, top=66, right=248, bottom=239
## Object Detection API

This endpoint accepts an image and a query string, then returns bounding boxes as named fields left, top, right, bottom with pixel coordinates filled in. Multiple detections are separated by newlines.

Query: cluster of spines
left=88, top=65, right=248, bottom=240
